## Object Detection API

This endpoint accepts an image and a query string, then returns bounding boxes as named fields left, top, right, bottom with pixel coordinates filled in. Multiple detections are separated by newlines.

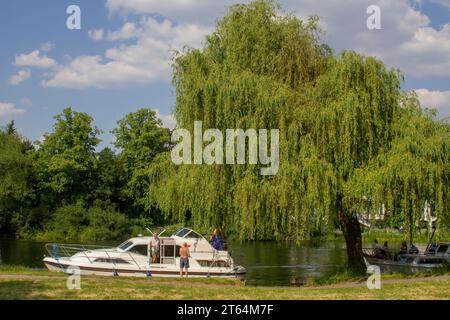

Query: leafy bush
left=80, top=206, right=130, bottom=241
left=37, top=204, right=131, bottom=241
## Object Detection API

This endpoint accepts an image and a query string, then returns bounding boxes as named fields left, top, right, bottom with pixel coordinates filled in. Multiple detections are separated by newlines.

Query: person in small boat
left=394, top=241, right=408, bottom=260
left=399, top=241, right=408, bottom=255
left=382, top=241, right=391, bottom=259
left=371, top=239, right=384, bottom=259
left=210, top=228, right=224, bottom=251
left=179, top=242, right=190, bottom=278
left=152, top=233, right=160, bottom=263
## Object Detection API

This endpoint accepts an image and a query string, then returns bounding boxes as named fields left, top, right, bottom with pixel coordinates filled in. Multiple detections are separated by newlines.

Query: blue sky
left=0, top=0, right=449, bottom=150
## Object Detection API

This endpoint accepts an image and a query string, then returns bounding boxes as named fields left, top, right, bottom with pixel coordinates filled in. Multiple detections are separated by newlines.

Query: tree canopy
left=34, top=108, right=101, bottom=207
left=0, top=122, right=33, bottom=234
left=112, top=108, right=171, bottom=216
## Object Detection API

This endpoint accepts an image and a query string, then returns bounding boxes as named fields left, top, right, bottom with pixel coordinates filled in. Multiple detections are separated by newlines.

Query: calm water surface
left=0, top=239, right=347, bottom=286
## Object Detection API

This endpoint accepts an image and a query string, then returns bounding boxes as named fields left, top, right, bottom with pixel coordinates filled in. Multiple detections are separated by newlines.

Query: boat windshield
left=186, top=230, right=203, bottom=238
left=117, top=241, right=134, bottom=251
left=174, top=228, right=203, bottom=239
left=174, top=228, right=191, bottom=238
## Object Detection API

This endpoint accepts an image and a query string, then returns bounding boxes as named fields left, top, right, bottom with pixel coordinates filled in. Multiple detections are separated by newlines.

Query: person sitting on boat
left=211, top=228, right=224, bottom=251
left=372, top=239, right=384, bottom=259
left=382, top=241, right=391, bottom=259
left=179, top=242, right=190, bottom=278
left=399, top=241, right=408, bottom=255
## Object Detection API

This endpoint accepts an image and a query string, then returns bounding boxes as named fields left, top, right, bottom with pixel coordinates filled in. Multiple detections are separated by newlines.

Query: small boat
left=363, top=242, right=450, bottom=274
left=43, top=228, right=246, bottom=278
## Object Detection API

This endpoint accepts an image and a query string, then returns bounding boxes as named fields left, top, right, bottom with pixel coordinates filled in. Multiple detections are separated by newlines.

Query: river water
left=0, top=239, right=347, bottom=286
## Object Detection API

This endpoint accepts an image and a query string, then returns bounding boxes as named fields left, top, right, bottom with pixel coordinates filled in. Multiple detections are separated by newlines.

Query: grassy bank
left=0, top=266, right=449, bottom=300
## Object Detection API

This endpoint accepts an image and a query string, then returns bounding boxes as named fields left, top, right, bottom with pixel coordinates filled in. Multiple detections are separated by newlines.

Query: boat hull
left=364, top=256, right=447, bottom=274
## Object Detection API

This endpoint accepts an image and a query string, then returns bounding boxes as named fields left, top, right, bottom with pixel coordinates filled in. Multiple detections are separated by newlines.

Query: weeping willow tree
left=347, top=93, right=450, bottom=244
left=144, top=0, right=449, bottom=272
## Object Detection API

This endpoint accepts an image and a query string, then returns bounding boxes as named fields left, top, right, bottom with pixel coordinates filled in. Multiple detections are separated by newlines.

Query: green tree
left=144, top=0, right=449, bottom=273
left=0, top=122, right=33, bottom=235
left=35, top=108, right=101, bottom=207
left=41, top=204, right=130, bottom=241
left=112, top=108, right=171, bottom=215
left=90, top=147, right=124, bottom=207
left=348, top=93, right=450, bottom=243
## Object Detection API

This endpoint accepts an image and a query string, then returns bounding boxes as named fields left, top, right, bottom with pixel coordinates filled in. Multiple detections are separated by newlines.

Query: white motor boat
left=363, top=242, right=450, bottom=274
left=43, top=228, right=246, bottom=278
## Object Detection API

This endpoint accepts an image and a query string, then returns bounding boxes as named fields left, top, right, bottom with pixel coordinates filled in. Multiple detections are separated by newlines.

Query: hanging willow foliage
left=346, top=93, right=450, bottom=242
left=144, top=0, right=449, bottom=271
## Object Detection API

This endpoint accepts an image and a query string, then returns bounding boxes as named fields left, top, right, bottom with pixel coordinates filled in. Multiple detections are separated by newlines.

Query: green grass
left=0, top=266, right=449, bottom=300
left=308, top=267, right=450, bottom=286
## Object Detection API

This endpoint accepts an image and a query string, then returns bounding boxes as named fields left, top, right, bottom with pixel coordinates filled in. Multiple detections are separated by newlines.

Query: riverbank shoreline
left=1, top=266, right=449, bottom=300
left=4, top=226, right=449, bottom=243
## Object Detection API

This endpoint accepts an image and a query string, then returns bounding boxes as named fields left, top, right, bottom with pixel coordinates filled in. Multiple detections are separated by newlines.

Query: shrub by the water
left=36, top=205, right=132, bottom=241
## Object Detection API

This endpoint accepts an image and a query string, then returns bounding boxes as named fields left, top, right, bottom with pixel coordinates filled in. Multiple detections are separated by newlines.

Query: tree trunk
left=337, top=196, right=366, bottom=274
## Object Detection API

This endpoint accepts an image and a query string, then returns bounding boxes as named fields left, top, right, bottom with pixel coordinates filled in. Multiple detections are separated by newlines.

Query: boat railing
left=45, top=243, right=145, bottom=270
left=45, top=243, right=112, bottom=257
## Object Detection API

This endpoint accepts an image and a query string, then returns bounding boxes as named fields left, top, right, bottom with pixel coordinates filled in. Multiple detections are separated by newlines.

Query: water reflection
left=228, top=241, right=347, bottom=286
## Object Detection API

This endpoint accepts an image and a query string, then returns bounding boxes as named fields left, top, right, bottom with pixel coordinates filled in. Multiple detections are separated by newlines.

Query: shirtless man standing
left=179, top=242, right=190, bottom=278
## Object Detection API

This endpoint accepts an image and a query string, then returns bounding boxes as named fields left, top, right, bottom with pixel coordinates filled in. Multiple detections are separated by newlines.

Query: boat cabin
left=115, top=228, right=229, bottom=266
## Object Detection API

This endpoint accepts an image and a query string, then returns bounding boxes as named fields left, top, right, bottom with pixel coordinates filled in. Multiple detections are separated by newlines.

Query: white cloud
left=43, top=17, right=211, bottom=89
left=153, top=108, right=176, bottom=129
left=88, top=29, right=105, bottom=41
left=280, top=0, right=445, bottom=77
left=106, top=0, right=239, bottom=25
left=42, top=55, right=156, bottom=88
left=0, top=102, right=26, bottom=120
left=106, top=22, right=141, bottom=41
left=415, top=89, right=450, bottom=118
left=15, top=50, right=56, bottom=68
left=9, top=69, right=31, bottom=85
left=396, top=24, right=450, bottom=77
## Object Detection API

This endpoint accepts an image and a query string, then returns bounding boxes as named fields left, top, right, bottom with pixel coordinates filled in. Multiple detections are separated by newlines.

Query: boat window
left=94, top=258, right=130, bottom=264
left=186, top=230, right=202, bottom=239
left=174, top=228, right=191, bottom=238
left=437, top=245, right=449, bottom=253
left=118, top=241, right=134, bottom=251
left=129, top=245, right=148, bottom=256
left=197, top=260, right=230, bottom=268
left=163, top=245, right=175, bottom=257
